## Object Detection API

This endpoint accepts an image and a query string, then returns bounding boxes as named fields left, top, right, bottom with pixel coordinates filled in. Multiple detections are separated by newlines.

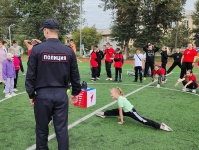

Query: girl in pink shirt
left=10, top=50, right=20, bottom=91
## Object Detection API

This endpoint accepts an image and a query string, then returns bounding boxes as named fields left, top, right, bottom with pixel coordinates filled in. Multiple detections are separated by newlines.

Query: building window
left=184, top=20, right=189, bottom=28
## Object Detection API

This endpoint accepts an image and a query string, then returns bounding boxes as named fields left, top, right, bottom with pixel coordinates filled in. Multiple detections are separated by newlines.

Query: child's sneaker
left=192, top=89, right=196, bottom=93
left=161, top=123, right=173, bottom=131
left=182, top=88, right=189, bottom=92
left=5, top=94, right=12, bottom=98
left=11, top=92, right=17, bottom=96
left=13, top=88, right=18, bottom=92
left=156, top=84, right=160, bottom=88
left=96, top=112, right=106, bottom=118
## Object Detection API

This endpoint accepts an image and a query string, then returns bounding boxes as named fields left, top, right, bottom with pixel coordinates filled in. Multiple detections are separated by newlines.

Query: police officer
left=25, top=19, right=81, bottom=150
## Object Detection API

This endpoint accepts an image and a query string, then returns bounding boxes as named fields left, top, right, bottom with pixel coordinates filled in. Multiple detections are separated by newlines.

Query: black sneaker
left=133, top=80, right=137, bottom=82
left=113, top=79, right=118, bottom=82
left=118, top=80, right=122, bottom=82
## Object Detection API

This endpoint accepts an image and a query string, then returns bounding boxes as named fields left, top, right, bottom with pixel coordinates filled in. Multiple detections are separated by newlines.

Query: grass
left=0, top=59, right=199, bottom=150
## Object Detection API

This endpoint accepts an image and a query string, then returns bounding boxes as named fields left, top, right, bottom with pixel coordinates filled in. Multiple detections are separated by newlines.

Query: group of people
left=1, top=18, right=198, bottom=149
left=90, top=42, right=124, bottom=82
left=124, top=42, right=198, bottom=92
left=0, top=40, right=25, bottom=98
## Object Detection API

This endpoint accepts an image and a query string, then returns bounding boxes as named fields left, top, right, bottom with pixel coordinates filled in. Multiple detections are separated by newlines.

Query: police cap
left=39, top=19, right=60, bottom=31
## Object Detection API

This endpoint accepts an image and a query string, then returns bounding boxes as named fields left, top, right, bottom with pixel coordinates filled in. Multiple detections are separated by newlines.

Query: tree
left=72, top=26, right=102, bottom=52
left=166, top=24, right=192, bottom=48
left=192, top=0, right=199, bottom=46
left=100, top=0, right=186, bottom=58
left=0, top=0, right=82, bottom=43
left=0, top=0, right=19, bottom=41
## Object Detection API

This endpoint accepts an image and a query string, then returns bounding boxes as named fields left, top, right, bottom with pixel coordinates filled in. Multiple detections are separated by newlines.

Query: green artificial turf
left=0, top=60, right=199, bottom=150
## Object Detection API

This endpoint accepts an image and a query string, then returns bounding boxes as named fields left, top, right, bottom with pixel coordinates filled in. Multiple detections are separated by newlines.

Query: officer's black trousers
left=34, top=88, right=69, bottom=150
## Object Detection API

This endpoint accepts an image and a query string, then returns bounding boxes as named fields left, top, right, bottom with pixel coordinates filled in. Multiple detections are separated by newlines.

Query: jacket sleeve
left=154, top=46, right=160, bottom=52
left=70, top=51, right=81, bottom=96
left=101, top=51, right=105, bottom=60
left=114, top=58, right=121, bottom=62
left=162, top=51, right=168, bottom=59
left=143, top=45, right=148, bottom=52
left=25, top=48, right=37, bottom=99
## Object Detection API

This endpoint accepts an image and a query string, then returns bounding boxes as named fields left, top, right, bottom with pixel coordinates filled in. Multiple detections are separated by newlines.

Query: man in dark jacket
left=25, top=19, right=81, bottom=150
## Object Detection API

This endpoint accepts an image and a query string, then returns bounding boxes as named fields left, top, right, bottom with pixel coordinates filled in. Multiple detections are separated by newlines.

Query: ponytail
left=110, top=87, right=125, bottom=96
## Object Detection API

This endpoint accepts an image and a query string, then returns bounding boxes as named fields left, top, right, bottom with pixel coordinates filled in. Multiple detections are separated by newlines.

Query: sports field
left=0, top=59, right=199, bottom=150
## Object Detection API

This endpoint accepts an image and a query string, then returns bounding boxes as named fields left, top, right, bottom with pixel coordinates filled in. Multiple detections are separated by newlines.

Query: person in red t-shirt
left=104, top=42, right=115, bottom=80
left=180, top=43, right=197, bottom=79
left=175, top=69, right=198, bottom=93
left=90, top=47, right=98, bottom=82
left=24, top=39, right=41, bottom=56
left=113, top=48, right=123, bottom=82
left=152, top=65, right=166, bottom=88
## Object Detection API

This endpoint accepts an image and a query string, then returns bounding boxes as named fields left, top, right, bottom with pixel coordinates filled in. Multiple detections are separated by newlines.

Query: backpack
left=81, top=81, right=87, bottom=90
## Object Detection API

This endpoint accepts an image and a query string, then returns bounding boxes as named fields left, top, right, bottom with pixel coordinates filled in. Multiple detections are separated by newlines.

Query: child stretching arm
left=96, top=87, right=173, bottom=131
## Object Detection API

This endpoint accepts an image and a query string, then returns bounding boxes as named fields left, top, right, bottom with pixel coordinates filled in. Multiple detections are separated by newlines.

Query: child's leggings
left=104, top=108, right=161, bottom=129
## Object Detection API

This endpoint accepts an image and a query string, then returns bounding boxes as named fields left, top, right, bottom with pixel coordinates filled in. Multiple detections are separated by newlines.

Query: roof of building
left=97, top=29, right=111, bottom=35
left=183, top=10, right=194, bottom=18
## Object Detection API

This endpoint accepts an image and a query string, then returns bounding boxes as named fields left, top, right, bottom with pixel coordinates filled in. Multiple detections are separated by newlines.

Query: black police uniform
left=25, top=38, right=81, bottom=150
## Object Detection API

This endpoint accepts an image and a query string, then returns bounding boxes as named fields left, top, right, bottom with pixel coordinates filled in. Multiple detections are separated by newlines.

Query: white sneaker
left=126, top=71, right=129, bottom=75
left=5, top=94, right=12, bottom=98
left=96, top=112, right=105, bottom=118
left=22, top=73, right=26, bottom=76
left=156, top=84, right=160, bottom=88
left=109, top=78, right=112, bottom=81
left=192, top=89, right=196, bottom=93
left=13, top=88, right=18, bottom=92
left=105, top=78, right=110, bottom=80
left=161, top=123, right=173, bottom=132
left=182, top=88, right=189, bottom=92
left=3, top=90, right=5, bottom=93
left=11, top=92, right=17, bottom=96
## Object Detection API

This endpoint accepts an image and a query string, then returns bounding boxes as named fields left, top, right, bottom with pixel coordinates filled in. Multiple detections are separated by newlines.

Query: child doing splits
left=96, top=87, right=172, bottom=131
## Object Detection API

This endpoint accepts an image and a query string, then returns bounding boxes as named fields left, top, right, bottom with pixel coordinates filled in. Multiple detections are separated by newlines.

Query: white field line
left=0, top=91, right=26, bottom=103
left=26, top=81, right=157, bottom=150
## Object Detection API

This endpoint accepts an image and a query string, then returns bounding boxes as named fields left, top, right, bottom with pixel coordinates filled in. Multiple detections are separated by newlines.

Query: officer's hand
left=29, top=99, right=35, bottom=105
left=70, top=95, right=78, bottom=104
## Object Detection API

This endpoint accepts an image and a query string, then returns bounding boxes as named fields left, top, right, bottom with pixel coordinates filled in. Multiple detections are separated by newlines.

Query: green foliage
left=72, top=26, right=102, bottom=50
left=0, top=0, right=81, bottom=44
left=192, top=0, right=199, bottom=46
left=167, top=25, right=192, bottom=48
left=100, top=0, right=186, bottom=56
